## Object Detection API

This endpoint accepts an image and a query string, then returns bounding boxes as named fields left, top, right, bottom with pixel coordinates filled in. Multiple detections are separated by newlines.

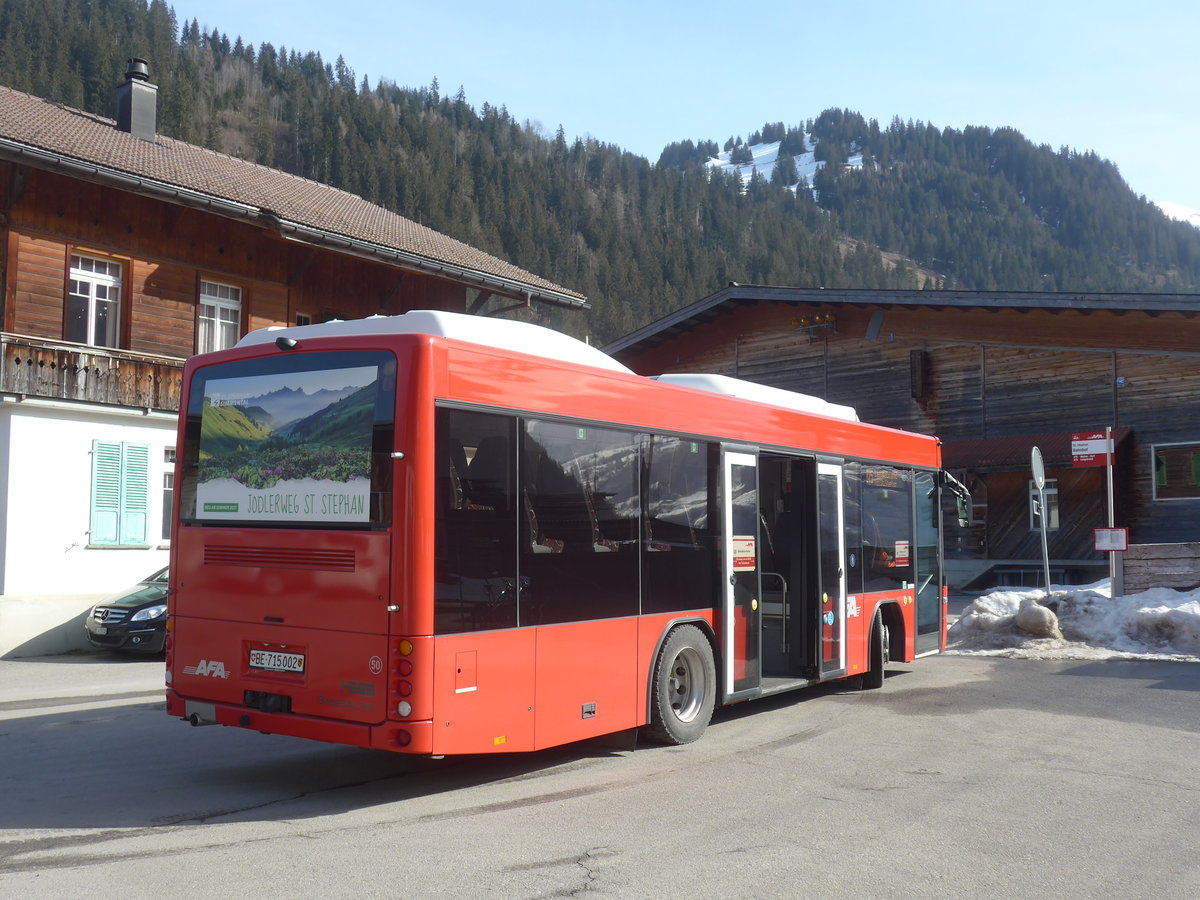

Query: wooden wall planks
left=0, top=163, right=472, bottom=404
left=620, top=298, right=1200, bottom=556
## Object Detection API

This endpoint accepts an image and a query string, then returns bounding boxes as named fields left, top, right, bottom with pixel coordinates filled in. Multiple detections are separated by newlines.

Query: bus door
left=721, top=448, right=761, bottom=698
left=914, top=471, right=942, bottom=655
left=817, top=462, right=847, bottom=679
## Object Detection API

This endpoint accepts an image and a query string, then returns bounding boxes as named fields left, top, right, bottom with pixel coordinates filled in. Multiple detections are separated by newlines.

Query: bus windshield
left=179, top=350, right=397, bottom=528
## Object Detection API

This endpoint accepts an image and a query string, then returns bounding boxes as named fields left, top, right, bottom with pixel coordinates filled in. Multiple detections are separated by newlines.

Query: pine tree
left=3, top=0, right=1198, bottom=342
left=772, top=155, right=799, bottom=185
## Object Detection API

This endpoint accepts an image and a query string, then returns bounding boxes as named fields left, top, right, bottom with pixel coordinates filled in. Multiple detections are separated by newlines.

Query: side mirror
left=942, top=470, right=971, bottom=528
left=956, top=494, right=970, bottom=529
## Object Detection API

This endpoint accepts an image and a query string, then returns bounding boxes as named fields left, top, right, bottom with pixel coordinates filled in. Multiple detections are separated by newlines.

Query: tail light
left=392, top=638, right=416, bottom=719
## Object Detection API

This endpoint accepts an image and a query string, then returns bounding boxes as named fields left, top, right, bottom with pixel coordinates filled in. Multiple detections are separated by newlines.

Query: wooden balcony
left=0, top=334, right=184, bottom=411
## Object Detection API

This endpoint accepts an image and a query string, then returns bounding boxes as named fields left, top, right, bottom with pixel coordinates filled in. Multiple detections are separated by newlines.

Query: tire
left=643, top=624, right=717, bottom=745
left=862, top=610, right=889, bottom=690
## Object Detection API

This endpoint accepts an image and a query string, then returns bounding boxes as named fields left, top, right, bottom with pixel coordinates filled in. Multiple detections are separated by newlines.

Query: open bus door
left=721, top=448, right=761, bottom=699
left=914, top=470, right=942, bottom=655
left=817, top=462, right=848, bottom=679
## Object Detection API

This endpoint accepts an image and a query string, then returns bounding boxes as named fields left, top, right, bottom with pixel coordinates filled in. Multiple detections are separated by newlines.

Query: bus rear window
left=179, top=350, right=396, bottom=527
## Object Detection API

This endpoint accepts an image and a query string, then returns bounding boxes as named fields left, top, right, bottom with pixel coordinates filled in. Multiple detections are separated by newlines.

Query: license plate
left=90, top=625, right=108, bottom=635
left=249, top=648, right=305, bottom=673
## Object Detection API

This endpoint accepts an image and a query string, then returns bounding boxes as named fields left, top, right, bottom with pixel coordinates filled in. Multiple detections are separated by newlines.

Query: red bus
left=166, top=310, right=955, bottom=754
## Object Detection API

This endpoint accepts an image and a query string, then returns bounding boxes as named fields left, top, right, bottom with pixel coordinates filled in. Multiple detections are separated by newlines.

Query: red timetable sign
left=1072, top=431, right=1110, bottom=467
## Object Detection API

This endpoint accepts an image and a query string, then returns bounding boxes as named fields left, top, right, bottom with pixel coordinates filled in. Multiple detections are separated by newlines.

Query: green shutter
left=90, top=441, right=122, bottom=545
left=91, top=441, right=150, bottom=546
left=120, top=443, right=150, bottom=545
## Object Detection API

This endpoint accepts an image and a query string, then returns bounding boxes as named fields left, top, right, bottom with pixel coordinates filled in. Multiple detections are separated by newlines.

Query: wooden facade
left=0, top=163, right=482, bottom=410
left=608, top=288, right=1200, bottom=586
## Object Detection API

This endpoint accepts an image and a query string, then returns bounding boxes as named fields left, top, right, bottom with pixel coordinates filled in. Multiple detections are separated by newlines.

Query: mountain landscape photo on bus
left=195, top=364, right=379, bottom=523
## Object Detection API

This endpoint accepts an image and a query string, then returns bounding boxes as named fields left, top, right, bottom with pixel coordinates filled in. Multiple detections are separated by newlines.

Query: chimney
left=115, top=58, right=157, bottom=142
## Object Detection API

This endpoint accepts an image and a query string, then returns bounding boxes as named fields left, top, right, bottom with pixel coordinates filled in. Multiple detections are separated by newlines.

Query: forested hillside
left=3, top=0, right=1199, bottom=342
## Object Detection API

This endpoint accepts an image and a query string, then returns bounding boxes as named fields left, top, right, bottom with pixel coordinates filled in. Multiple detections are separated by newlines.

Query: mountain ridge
left=1, top=0, right=1197, bottom=344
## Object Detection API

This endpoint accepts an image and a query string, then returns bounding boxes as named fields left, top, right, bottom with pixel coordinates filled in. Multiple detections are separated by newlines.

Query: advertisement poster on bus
left=195, top=365, right=379, bottom=523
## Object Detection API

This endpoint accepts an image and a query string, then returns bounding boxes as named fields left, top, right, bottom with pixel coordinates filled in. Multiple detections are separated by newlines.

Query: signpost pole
left=1106, top=426, right=1114, bottom=532
left=1031, top=447, right=1052, bottom=596
left=1106, top=426, right=1122, bottom=596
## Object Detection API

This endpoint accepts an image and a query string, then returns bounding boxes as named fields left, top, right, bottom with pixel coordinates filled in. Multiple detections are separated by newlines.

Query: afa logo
left=184, top=659, right=230, bottom=678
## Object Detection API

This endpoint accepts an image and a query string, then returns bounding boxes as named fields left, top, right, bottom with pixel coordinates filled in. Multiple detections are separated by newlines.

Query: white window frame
left=68, top=254, right=122, bottom=347
left=161, top=447, right=176, bottom=544
left=198, top=280, right=243, bottom=353
left=1152, top=441, right=1200, bottom=502
left=1028, top=478, right=1059, bottom=531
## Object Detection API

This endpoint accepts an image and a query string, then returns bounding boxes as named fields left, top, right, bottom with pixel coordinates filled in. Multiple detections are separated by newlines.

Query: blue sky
left=169, top=0, right=1200, bottom=212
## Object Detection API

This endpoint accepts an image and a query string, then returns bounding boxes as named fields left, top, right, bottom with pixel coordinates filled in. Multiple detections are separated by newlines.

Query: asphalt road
left=1, top=650, right=1197, bottom=898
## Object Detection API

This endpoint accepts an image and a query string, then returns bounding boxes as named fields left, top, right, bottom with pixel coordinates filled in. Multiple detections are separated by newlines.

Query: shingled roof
left=0, top=85, right=587, bottom=309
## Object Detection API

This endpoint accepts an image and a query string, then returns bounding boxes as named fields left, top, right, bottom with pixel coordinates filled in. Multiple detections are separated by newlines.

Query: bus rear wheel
left=862, top=610, right=889, bottom=690
left=644, top=624, right=716, bottom=745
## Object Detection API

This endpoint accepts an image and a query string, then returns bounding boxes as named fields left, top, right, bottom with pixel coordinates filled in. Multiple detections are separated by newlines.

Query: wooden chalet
left=605, top=285, right=1200, bottom=590
left=0, top=62, right=585, bottom=656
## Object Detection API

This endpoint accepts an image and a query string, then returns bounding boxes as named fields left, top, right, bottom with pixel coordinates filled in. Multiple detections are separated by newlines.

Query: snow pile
left=948, top=581, right=1200, bottom=661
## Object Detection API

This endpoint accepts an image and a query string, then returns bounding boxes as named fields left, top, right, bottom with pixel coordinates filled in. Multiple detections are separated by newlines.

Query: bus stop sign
left=1072, top=431, right=1109, bottom=467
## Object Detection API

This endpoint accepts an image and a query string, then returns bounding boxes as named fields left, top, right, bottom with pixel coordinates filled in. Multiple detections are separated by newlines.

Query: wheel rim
left=667, top=646, right=707, bottom=723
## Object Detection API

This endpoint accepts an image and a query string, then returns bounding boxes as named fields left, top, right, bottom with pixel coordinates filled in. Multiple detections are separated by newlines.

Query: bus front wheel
left=644, top=624, right=716, bottom=745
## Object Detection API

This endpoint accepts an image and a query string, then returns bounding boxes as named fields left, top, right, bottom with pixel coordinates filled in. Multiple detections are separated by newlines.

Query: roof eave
left=0, top=137, right=588, bottom=311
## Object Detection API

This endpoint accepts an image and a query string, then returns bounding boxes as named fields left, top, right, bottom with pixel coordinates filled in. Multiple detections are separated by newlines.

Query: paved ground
left=2, top=648, right=1199, bottom=898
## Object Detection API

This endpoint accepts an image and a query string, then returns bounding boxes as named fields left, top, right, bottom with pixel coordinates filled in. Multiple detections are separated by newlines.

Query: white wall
left=0, top=400, right=177, bottom=656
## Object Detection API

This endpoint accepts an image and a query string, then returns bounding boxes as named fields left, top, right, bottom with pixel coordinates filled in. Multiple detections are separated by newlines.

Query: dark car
left=84, top=566, right=169, bottom=653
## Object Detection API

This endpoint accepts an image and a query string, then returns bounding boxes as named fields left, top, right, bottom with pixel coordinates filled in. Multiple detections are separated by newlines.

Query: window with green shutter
left=91, top=441, right=150, bottom=546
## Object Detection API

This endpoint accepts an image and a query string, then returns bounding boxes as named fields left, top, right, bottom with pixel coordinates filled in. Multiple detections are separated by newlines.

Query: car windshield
left=145, top=567, right=169, bottom=585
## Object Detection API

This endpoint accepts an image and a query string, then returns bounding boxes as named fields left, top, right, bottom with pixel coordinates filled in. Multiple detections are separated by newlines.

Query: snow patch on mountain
left=704, top=138, right=863, bottom=194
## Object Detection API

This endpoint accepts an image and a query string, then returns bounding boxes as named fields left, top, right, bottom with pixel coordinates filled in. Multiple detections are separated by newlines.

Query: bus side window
left=434, top=410, right=518, bottom=635
left=520, top=420, right=640, bottom=625
left=643, top=436, right=717, bottom=615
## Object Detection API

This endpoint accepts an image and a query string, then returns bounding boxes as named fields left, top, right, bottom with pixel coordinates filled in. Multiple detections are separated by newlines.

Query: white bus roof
left=653, top=373, right=858, bottom=422
left=235, top=309, right=634, bottom=374
left=236, top=313, right=856, bottom=420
